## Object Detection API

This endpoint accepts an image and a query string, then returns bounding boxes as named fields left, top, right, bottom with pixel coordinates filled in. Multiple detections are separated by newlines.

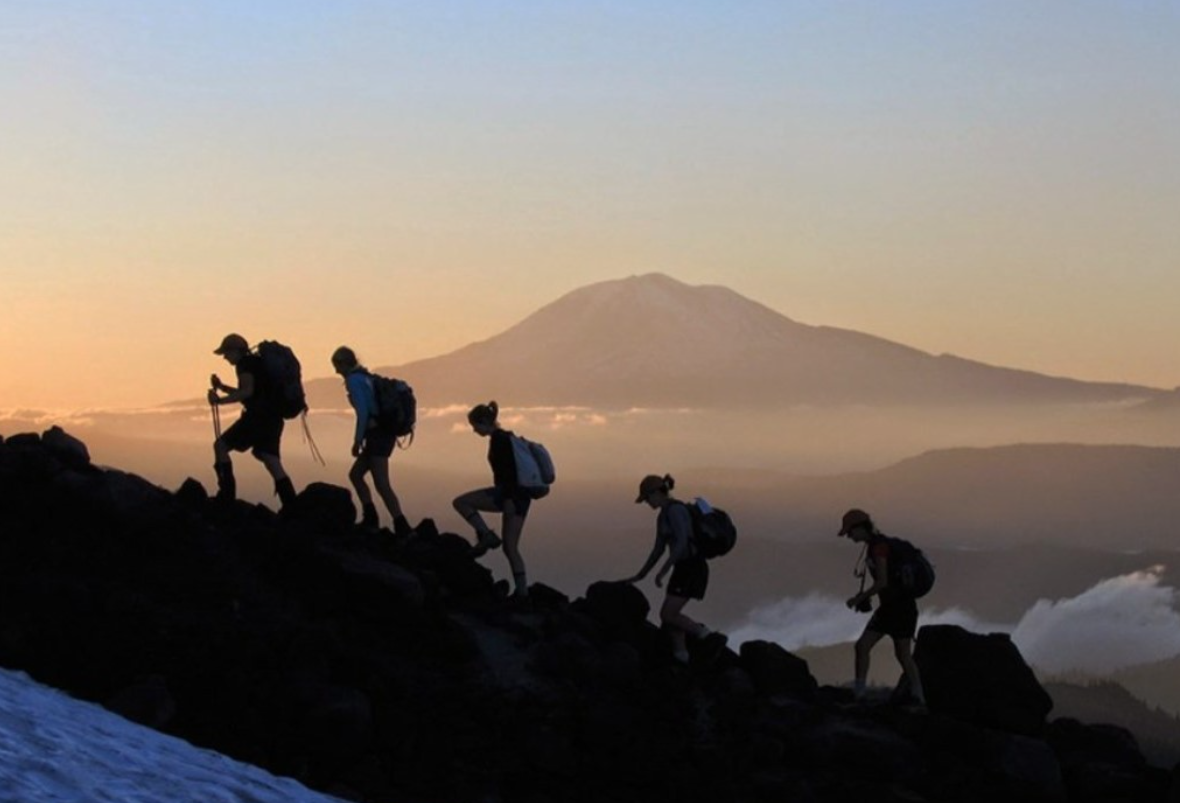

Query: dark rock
left=41, top=425, right=91, bottom=469
left=291, top=482, right=355, bottom=532
left=915, top=624, right=1053, bottom=736
left=578, top=581, right=651, bottom=634
left=5, top=432, right=41, bottom=447
left=413, top=517, right=439, bottom=538
left=739, top=640, right=818, bottom=700
left=105, top=674, right=177, bottom=730
left=175, top=477, right=209, bottom=507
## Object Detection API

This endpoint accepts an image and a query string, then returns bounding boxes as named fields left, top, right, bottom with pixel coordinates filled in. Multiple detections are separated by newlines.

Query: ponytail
left=467, top=400, right=499, bottom=427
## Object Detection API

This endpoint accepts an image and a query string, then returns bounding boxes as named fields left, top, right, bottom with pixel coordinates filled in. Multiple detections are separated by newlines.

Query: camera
left=855, top=597, right=873, bottom=614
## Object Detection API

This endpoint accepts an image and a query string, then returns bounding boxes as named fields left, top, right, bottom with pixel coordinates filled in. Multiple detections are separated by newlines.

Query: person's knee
left=348, top=464, right=368, bottom=486
left=452, top=496, right=467, bottom=515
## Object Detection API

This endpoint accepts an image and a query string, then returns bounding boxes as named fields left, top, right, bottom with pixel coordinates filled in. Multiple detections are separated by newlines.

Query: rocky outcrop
left=0, top=429, right=1173, bottom=803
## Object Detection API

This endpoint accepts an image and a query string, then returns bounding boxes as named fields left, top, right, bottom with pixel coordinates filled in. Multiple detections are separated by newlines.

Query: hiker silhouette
left=624, top=474, right=727, bottom=665
left=452, top=401, right=538, bottom=600
left=208, top=333, right=297, bottom=511
left=839, top=508, right=927, bottom=707
left=330, top=346, right=414, bottom=536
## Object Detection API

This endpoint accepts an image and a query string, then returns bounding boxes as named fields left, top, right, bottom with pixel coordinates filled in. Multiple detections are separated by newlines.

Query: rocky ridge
left=0, top=427, right=1174, bottom=802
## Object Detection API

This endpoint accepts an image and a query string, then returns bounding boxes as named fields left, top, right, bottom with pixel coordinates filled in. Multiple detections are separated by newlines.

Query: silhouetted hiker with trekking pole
left=330, top=346, right=415, bottom=537
left=625, top=474, right=729, bottom=665
left=208, top=333, right=298, bottom=512
left=453, top=401, right=553, bottom=600
left=840, top=508, right=930, bottom=709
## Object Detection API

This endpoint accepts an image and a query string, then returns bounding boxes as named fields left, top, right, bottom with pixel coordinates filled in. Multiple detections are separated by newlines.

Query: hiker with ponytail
left=452, top=401, right=533, bottom=599
left=626, top=473, right=728, bottom=664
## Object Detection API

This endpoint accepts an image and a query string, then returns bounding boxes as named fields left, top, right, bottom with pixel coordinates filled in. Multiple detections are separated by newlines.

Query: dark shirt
left=235, top=354, right=268, bottom=413
left=488, top=429, right=518, bottom=492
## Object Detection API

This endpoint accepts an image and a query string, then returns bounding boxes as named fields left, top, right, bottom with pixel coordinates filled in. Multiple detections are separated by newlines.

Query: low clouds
left=730, top=567, right=1180, bottom=675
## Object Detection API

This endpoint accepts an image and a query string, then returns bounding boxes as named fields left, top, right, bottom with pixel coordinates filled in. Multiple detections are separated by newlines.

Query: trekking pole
left=210, top=399, right=222, bottom=442
left=300, top=409, right=327, bottom=467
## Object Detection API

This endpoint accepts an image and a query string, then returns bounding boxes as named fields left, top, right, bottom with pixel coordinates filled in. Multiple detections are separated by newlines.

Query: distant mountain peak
left=305, top=273, right=1163, bottom=410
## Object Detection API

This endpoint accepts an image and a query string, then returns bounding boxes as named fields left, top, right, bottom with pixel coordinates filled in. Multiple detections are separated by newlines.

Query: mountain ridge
left=304, top=273, right=1162, bottom=410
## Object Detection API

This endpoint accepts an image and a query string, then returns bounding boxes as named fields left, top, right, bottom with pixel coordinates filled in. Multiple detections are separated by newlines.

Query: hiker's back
left=874, top=534, right=935, bottom=599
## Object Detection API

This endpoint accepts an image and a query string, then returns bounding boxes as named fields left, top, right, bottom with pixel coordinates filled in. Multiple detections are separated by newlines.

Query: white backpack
left=510, top=435, right=556, bottom=498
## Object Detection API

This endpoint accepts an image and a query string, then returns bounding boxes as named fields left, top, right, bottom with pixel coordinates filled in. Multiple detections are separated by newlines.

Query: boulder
left=914, top=624, right=1053, bottom=736
left=739, top=640, right=818, bottom=700
left=291, top=482, right=355, bottom=533
left=41, top=425, right=91, bottom=470
left=577, top=581, right=651, bottom=634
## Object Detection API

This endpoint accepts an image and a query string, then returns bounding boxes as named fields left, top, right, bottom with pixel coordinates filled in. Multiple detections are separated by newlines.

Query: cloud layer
left=731, top=566, right=1180, bottom=675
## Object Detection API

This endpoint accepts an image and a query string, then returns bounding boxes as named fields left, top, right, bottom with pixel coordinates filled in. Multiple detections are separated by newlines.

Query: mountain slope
left=306, top=274, right=1161, bottom=410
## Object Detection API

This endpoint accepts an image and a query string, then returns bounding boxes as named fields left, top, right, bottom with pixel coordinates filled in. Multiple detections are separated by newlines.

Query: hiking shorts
left=221, top=411, right=284, bottom=459
left=668, top=556, right=709, bottom=601
left=361, top=425, right=397, bottom=459
left=491, top=486, right=532, bottom=519
left=867, top=592, right=918, bottom=640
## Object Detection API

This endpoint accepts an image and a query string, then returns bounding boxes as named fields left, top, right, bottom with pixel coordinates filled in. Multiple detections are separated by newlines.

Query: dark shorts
left=361, top=426, right=397, bottom=459
left=491, top=486, right=532, bottom=518
left=221, top=411, right=284, bottom=459
left=668, top=556, right=709, bottom=601
left=867, top=592, right=918, bottom=640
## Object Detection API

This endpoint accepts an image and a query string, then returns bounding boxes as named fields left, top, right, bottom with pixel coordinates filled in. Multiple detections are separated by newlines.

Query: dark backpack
left=880, top=535, right=935, bottom=598
left=369, top=373, right=417, bottom=438
left=256, top=341, right=306, bottom=419
left=684, top=499, right=737, bottom=559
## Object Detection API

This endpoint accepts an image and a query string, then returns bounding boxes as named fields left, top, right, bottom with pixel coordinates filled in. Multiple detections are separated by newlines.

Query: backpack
left=368, top=373, right=417, bottom=439
left=510, top=434, right=555, bottom=499
left=255, top=341, right=307, bottom=419
left=684, top=498, right=737, bottom=559
left=880, top=535, right=935, bottom=598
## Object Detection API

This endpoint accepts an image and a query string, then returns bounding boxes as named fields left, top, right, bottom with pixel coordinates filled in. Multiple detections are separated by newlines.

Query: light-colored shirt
left=344, top=370, right=377, bottom=445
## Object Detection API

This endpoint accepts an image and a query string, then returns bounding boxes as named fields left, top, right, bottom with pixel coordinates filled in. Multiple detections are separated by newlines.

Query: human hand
left=351, top=442, right=362, bottom=458
left=207, top=389, right=220, bottom=405
left=210, top=374, right=224, bottom=390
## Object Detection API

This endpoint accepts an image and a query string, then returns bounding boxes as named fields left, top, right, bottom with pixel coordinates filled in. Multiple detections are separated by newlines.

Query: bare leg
left=348, top=456, right=373, bottom=506
left=256, top=452, right=288, bottom=484
left=452, top=488, right=502, bottom=552
left=368, top=457, right=404, bottom=520
left=854, top=628, right=886, bottom=697
left=893, top=637, right=926, bottom=705
left=660, top=593, right=706, bottom=662
left=500, top=501, right=527, bottom=596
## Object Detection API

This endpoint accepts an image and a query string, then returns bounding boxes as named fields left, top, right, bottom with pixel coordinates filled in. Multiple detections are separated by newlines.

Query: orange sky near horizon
left=3, top=3, right=1178, bottom=410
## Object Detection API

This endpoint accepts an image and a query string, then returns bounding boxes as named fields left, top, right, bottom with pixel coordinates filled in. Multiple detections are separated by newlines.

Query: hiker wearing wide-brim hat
left=208, top=333, right=297, bottom=511
left=839, top=508, right=926, bottom=708
left=331, top=346, right=414, bottom=537
left=624, top=473, right=727, bottom=665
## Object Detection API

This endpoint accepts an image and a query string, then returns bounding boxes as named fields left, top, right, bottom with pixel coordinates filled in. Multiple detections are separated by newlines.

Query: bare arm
left=210, top=372, right=254, bottom=405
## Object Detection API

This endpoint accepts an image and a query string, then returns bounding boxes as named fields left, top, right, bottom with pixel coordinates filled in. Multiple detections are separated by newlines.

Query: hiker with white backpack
left=330, top=347, right=415, bottom=537
left=453, top=401, right=553, bottom=600
left=625, top=474, right=730, bottom=665
left=208, top=333, right=299, bottom=512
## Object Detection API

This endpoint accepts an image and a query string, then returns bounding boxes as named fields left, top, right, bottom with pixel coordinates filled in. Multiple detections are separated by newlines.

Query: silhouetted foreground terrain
left=1, top=428, right=1176, bottom=803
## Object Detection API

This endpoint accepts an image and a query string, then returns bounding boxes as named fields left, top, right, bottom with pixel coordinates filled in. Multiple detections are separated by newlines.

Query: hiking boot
left=393, top=515, right=414, bottom=538
left=360, top=503, right=380, bottom=530
left=214, top=463, right=236, bottom=502
left=474, top=529, right=501, bottom=553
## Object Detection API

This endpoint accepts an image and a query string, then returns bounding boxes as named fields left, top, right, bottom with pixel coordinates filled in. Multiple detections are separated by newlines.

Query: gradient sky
left=3, top=1, right=1178, bottom=409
